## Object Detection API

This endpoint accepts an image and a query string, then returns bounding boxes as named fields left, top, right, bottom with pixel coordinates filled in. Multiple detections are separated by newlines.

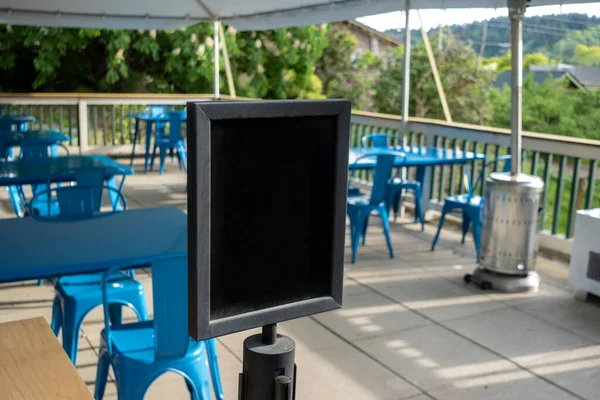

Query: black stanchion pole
left=238, top=324, right=296, bottom=400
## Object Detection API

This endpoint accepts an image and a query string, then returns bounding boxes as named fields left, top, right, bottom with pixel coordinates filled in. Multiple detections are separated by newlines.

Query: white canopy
left=0, top=0, right=596, bottom=31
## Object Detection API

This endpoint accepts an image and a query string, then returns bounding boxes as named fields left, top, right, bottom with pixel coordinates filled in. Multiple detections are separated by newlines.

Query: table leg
left=144, top=122, right=153, bottom=174
left=417, top=165, right=433, bottom=221
left=130, top=119, right=140, bottom=167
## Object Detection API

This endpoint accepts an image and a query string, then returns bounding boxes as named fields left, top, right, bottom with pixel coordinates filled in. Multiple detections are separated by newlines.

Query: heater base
left=465, top=267, right=540, bottom=293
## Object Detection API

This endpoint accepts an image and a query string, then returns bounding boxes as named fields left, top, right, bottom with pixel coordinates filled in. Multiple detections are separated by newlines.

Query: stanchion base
left=464, top=267, right=540, bottom=293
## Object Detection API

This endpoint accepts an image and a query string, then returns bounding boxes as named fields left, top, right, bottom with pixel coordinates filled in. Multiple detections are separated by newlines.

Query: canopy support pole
left=400, top=0, right=411, bottom=136
left=213, top=20, right=220, bottom=100
left=508, top=0, right=526, bottom=175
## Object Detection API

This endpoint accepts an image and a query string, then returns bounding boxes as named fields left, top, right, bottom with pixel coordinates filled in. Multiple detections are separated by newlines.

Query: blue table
left=349, top=146, right=486, bottom=213
left=6, top=129, right=70, bottom=147
left=0, top=155, right=132, bottom=209
left=0, top=206, right=190, bottom=357
left=129, top=113, right=187, bottom=174
left=0, top=155, right=132, bottom=187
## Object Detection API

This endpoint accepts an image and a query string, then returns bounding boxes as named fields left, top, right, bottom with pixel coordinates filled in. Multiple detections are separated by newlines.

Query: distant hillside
left=384, top=13, right=600, bottom=59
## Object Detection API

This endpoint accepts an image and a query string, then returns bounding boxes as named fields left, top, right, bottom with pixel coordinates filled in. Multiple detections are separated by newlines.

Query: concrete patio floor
left=1, top=159, right=600, bottom=400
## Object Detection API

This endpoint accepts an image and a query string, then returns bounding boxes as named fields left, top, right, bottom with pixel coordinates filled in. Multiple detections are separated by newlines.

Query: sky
left=357, top=3, right=600, bottom=31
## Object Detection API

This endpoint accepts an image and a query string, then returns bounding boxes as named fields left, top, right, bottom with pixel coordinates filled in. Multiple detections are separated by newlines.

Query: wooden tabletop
left=0, top=317, right=93, bottom=400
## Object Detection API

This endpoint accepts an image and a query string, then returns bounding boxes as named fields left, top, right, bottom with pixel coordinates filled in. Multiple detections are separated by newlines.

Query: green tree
left=554, top=25, right=600, bottom=63
left=374, top=37, right=495, bottom=124
left=0, top=24, right=327, bottom=99
left=315, top=25, right=358, bottom=94
left=490, top=76, right=600, bottom=140
left=315, top=25, right=381, bottom=110
left=572, top=44, right=600, bottom=66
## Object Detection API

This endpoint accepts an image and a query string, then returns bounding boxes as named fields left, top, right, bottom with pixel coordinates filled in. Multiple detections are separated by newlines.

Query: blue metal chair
left=347, top=150, right=406, bottom=263
left=431, top=155, right=512, bottom=260
left=94, top=257, right=224, bottom=400
left=0, top=132, right=27, bottom=217
left=20, top=142, right=70, bottom=217
left=150, top=111, right=187, bottom=175
left=361, top=133, right=404, bottom=148
left=31, top=169, right=149, bottom=365
left=362, top=133, right=424, bottom=229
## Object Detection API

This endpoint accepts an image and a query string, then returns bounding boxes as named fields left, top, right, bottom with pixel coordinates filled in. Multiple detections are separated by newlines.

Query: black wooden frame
left=187, top=99, right=351, bottom=341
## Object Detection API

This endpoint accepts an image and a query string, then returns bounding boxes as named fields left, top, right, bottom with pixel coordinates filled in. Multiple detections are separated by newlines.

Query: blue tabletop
left=349, top=146, right=486, bottom=169
left=0, top=115, right=36, bottom=124
left=0, top=207, right=187, bottom=283
left=4, top=129, right=70, bottom=146
left=0, top=155, right=133, bottom=186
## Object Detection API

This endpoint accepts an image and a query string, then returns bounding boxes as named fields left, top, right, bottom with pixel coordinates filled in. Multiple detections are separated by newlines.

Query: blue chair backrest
left=31, top=168, right=123, bottom=219
left=361, top=133, right=404, bottom=149
left=21, top=143, right=51, bottom=162
left=350, top=150, right=406, bottom=205
left=464, top=154, right=512, bottom=196
left=102, top=254, right=189, bottom=360
left=146, top=106, right=165, bottom=116
left=160, top=111, right=185, bottom=142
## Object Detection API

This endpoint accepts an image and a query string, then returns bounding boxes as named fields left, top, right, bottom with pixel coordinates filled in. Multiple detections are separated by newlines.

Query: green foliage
left=315, top=25, right=380, bottom=110
left=0, top=23, right=326, bottom=99
left=374, top=37, right=495, bottom=124
left=489, top=76, right=600, bottom=140
left=572, top=44, right=600, bottom=66
left=554, top=25, right=600, bottom=63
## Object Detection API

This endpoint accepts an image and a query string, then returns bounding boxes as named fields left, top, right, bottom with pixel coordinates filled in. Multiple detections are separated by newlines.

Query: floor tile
left=443, top=307, right=594, bottom=367
left=313, top=291, right=430, bottom=342
left=370, top=276, right=507, bottom=322
left=295, top=342, right=421, bottom=400
left=356, top=324, right=518, bottom=391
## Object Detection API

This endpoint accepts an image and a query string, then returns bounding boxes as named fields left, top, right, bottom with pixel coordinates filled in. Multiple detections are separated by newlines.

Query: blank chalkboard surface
left=187, top=100, right=350, bottom=341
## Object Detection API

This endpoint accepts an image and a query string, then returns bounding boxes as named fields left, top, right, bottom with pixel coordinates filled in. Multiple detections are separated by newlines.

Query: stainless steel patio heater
left=465, top=0, right=544, bottom=292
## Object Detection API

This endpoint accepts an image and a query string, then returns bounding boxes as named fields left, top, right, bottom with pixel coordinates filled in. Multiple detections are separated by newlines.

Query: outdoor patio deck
left=0, top=160, right=599, bottom=400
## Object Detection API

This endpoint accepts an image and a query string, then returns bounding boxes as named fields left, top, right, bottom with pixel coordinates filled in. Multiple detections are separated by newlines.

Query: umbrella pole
left=400, top=0, right=411, bottom=136
left=508, top=0, right=526, bottom=175
left=213, top=20, right=220, bottom=100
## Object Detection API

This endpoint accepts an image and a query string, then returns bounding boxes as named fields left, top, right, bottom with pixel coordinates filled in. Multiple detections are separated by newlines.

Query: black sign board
left=187, top=100, right=350, bottom=341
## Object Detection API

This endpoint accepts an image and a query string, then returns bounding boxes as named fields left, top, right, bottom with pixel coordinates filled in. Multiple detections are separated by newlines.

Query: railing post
left=418, top=128, right=435, bottom=220
left=77, top=99, right=89, bottom=154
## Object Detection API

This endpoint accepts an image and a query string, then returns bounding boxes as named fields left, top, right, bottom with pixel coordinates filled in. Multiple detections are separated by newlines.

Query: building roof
left=493, top=71, right=567, bottom=89
left=494, top=67, right=600, bottom=91
left=569, top=66, right=600, bottom=90
left=338, top=20, right=402, bottom=47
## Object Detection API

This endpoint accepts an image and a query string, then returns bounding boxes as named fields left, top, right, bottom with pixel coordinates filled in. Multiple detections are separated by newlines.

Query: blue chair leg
left=361, top=214, right=369, bottom=246
left=177, top=144, right=188, bottom=172
left=205, top=339, right=225, bottom=399
left=60, top=301, right=86, bottom=364
left=461, top=211, right=471, bottom=244
left=94, top=351, right=111, bottom=400
left=159, top=147, right=168, bottom=175
left=378, top=206, right=394, bottom=259
left=414, top=186, right=424, bottom=231
left=348, top=209, right=366, bottom=264
left=180, top=360, right=213, bottom=400
left=112, top=368, right=152, bottom=400
left=392, top=191, right=402, bottom=221
left=150, top=145, right=158, bottom=171
left=431, top=203, right=451, bottom=251
left=51, top=297, right=62, bottom=337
